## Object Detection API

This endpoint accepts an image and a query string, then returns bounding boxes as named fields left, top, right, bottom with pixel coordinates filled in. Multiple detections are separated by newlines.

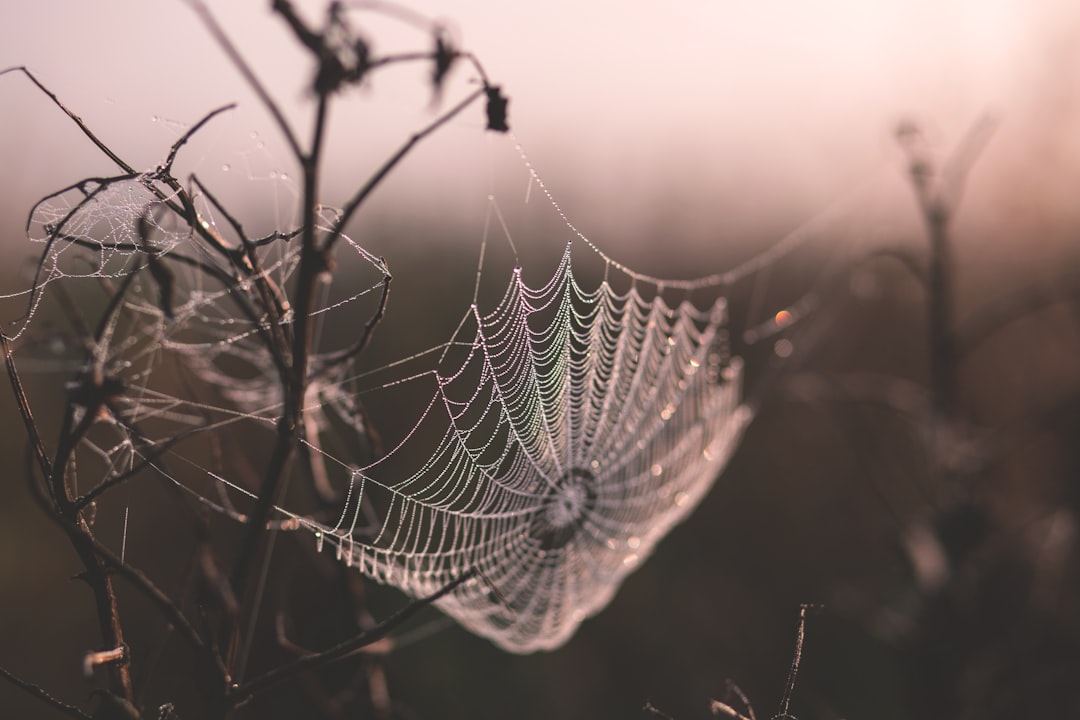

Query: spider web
left=6, top=134, right=834, bottom=654
left=300, top=246, right=749, bottom=652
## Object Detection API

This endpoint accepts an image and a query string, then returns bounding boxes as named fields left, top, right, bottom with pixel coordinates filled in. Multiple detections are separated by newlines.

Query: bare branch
left=185, top=0, right=303, bottom=161
left=0, top=665, right=91, bottom=720
left=232, top=569, right=476, bottom=705
left=325, top=86, right=485, bottom=254
left=0, top=66, right=136, bottom=175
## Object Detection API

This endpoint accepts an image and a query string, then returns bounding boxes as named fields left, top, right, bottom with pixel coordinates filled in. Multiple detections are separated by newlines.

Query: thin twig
left=190, top=175, right=293, bottom=376
left=320, top=271, right=392, bottom=369
left=232, top=570, right=476, bottom=705
left=2, top=332, right=136, bottom=702
left=74, top=432, right=189, bottom=511
left=1, top=333, right=53, bottom=483
left=711, top=680, right=756, bottom=720
left=185, top=0, right=303, bottom=160
left=86, top=531, right=229, bottom=687
left=228, top=1, right=332, bottom=631
left=0, top=665, right=91, bottom=720
left=0, top=66, right=136, bottom=174
left=228, top=9, right=349, bottom=677
left=775, top=604, right=813, bottom=720
left=159, top=104, right=236, bottom=175
left=324, top=86, right=485, bottom=254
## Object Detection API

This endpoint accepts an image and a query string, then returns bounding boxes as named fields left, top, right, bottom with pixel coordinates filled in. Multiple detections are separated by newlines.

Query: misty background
left=1, top=1, right=1079, bottom=718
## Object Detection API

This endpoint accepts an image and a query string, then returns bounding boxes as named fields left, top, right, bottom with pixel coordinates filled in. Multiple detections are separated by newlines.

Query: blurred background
left=1, top=1, right=1079, bottom=718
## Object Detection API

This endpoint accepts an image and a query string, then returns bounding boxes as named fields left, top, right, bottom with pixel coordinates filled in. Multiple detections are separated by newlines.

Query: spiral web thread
left=8, top=142, right=784, bottom=654
left=301, top=244, right=749, bottom=652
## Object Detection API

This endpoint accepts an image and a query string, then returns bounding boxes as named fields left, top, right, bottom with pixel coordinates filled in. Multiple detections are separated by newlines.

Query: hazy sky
left=2, top=0, right=1078, bottom=271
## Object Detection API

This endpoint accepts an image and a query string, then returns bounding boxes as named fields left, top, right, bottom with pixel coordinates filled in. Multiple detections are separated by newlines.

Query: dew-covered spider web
left=4, top=128, right=844, bottom=654
left=302, top=244, right=751, bottom=652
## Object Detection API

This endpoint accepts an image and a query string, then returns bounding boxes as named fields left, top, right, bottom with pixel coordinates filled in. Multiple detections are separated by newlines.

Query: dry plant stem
left=74, top=433, right=190, bottom=511
left=86, top=532, right=232, bottom=701
left=711, top=681, right=755, bottom=720
left=921, top=190, right=955, bottom=423
left=48, top=288, right=140, bottom=707
left=0, top=66, right=136, bottom=175
left=159, top=104, right=237, bottom=176
left=190, top=176, right=293, bottom=377
left=775, top=605, right=810, bottom=720
left=900, top=131, right=958, bottom=489
left=10, top=261, right=226, bottom=707
left=231, top=570, right=477, bottom=705
left=52, top=231, right=292, bottom=385
left=0, top=665, right=92, bottom=720
left=0, top=333, right=135, bottom=704
left=227, top=97, right=333, bottom=686
left=84, top=647, right=127, bottom=679
left=224, top=0, right=331, bottom=603
left=221, top=0, right=483, bottom=677
left=185, top=0, right=302, bottom=160
left=904, top=118, right=994, bottom=443
left=710, top=701, right=752, bottom=720
left=6, top=68, right=238, bottom=320
left=321, top=272, right=392, bottom=369
left=227, top=99, right=327, bottom=607
left=226, top=21, right=335, bottom=688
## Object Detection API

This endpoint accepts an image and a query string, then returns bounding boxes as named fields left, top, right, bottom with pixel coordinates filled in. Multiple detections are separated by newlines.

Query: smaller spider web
left=1, top=175, right=190, bottom=340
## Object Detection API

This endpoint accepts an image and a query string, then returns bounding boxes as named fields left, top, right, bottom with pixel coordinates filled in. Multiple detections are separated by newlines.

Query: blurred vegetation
left=1, top=3, right=1079, bottom=720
